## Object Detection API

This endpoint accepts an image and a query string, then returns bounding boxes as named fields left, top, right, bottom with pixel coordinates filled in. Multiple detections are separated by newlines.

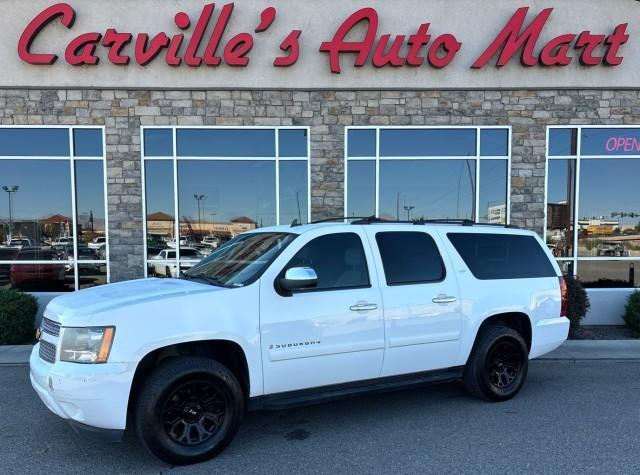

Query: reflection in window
left=346, top=127, right=510, bottom=224
left=379, top=160, right=476, bottom=221
left=548, top=128, right=577, bottom=156
left=279, top=161, right=308, bottom=225
left=78, top=264, right=107, bottom=289
left=0, top=128, right=69, bottom=156
left=348, top=129, right=376, bottom=157
left=546, top=160, right=575, bottom=257
left=143, top=127, right=310, bottom=276
left=577, top=261, right=638, bottom=288
left=577, top=159, right=640, bottom=258
left=380, top=129, right=476, bottom=157
left=177, top=129, right=275, bottom=157
left=144, top=161, right=175, bottom=258
left=480, top=129, right=509, bottom=156
left=0, top=127, right=108, bottom=292
left=347, top=161, right=376, bottom=218
left=177, top=161, right=276, bottom=238
left=0, top=160, right=73, bottom=246
left=75, top=161, right=106, bottom=249
left=479, top=160, right=508, bottom=224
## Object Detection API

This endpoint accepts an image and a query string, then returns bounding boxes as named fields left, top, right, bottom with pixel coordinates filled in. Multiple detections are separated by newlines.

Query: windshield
left=184, top=232, right=296, bottom=287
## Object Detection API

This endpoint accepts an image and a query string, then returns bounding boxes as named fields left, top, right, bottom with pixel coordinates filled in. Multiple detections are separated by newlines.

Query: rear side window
left=447, top=233, right=556, bottom=280
left=284, top=233, right=369, bottom=291
left=376, top=232, right=445, bottom=285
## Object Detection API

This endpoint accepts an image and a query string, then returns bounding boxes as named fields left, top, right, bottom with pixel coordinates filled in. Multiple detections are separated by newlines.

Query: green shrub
left=566, top=275, right=590, bottom=331
left=623, top=291, right=640, bottom=338
left=0, top=289, right=38, bottom=345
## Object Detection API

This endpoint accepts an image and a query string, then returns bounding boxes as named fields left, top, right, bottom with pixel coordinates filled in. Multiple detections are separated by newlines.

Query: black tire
left=134, top=357, right=244, bottom=466
left=463, top=325, right=529, bottom=402
left=165, top=266, right=171, bottom=278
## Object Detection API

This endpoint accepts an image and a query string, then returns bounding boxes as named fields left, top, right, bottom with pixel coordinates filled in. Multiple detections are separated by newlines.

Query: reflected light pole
left=404, top=205, right=415, bottom=221
left=193, top=194, right=207, bottom=234
left=2, top=185, right=18, bottom=243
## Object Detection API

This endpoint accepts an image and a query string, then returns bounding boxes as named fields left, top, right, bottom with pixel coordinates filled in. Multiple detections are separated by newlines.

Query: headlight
left=59, top=327, right=115, bottom=364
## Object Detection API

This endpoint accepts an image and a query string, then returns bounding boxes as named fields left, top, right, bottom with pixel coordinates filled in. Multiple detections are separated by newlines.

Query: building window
left=546, top=126, right=640, bottom=288
left=0, top=127, right=108, bottom=292
left=142, top=127, right=310, bottom=278
left=345, top=127, right=511, bottom=224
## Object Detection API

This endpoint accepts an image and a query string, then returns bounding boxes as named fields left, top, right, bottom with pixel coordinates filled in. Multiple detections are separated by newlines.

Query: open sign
left=581, top=129, right=640, bottom=156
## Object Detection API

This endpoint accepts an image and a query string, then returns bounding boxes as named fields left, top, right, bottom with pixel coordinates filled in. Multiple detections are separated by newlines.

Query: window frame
left=344, top=126, right=512, bottom=224
left=545, top=125, right=640, bottom=287
left=374, top=231, right=446, bottom=286
left=0, top=125, right=109, bottom=291
left=141, top=126, right=311, bottom=277
left=279, top=232, right=371, bottom=293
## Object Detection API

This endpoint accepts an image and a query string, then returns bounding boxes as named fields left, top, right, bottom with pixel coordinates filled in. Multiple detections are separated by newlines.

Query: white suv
left=30, top=220, right=569, bottom=465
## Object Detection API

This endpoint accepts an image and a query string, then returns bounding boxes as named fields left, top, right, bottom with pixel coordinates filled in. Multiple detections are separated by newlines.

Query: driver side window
left=284, top=233, right=370, bottom=291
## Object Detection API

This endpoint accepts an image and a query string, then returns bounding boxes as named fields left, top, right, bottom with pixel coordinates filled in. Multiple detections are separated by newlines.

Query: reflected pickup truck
left=30, top=220, right=569, bottom=465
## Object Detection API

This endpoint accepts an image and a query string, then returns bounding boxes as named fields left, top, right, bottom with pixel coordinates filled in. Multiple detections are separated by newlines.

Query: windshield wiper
left=181, top=272, right=229, bottom=288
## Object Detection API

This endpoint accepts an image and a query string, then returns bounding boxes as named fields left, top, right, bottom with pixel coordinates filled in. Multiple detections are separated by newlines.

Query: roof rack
left=301, top=216, right=520, bottom=229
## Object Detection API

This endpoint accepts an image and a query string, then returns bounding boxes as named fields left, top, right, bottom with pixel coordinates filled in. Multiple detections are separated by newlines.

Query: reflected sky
left=145, top=161, right=174, bottom=219
left=478, top=160, right=507, bottom=223
left=347, top=160, right=376, bottom=218
left=279, top=161, right=308, bottom=224
left=177, top=160, right=276, bottom=225
left=379, top=160, right=475, bottom=220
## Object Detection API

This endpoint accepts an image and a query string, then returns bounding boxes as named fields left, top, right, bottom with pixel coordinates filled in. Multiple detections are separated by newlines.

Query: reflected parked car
left=88, top=236, right=107, bottom=250
left=10, top=249, right=65, bottom=290
left=67, top=246, right=100, bottom=273
left=149, top=248, right=202, bottom=277
left=596, top=241, right=630, bottom=257
left=0, top=248, right=19, bottom=284
left=51, top=237, right=73, bottom=246
left=8, top=238, right=33, bottom=249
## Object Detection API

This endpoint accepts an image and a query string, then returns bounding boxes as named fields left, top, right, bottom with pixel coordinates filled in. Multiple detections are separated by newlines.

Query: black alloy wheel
left=134, top=357, right=244, bottom=465
left=161, top=380, right=226, bottom=446
left=463, top=325, right=529, bottom=402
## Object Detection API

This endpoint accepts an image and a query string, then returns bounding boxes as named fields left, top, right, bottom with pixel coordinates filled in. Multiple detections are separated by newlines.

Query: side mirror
left=278, top=267, right=318, bottom=293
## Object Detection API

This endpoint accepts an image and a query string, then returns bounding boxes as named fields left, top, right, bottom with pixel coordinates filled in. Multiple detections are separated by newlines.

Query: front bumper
left=530, top=317, right=570, bottom=359
left=29, top=344, right=132, bottom=432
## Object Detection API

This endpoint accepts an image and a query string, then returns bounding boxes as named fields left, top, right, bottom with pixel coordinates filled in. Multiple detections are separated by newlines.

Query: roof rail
left=303, top=215, right=520, bottom=229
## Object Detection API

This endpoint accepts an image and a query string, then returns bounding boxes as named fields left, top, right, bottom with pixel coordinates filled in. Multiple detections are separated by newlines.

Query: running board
left=249, top=366, right=464, bottom=411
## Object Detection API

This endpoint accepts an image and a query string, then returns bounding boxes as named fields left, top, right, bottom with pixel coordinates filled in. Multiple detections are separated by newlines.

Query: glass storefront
left=546, top=126, right=640, bottom=288
left=142, top=127, right=310, bottom=277
left=0, top=127, right=108, bottom=292
left=345, top=127, right=511, bottom=223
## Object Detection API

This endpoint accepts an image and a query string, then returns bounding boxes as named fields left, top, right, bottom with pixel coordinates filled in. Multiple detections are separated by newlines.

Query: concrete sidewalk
left=1, top=340, right=639, bottom=365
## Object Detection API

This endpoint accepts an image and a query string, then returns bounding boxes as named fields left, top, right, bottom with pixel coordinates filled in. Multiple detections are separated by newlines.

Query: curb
left=0, top=340, right=639, bottom=366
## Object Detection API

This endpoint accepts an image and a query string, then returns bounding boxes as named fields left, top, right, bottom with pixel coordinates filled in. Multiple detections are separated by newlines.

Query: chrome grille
left=39, top=340, right=57, bottom=363
left=41, top=317, right=61, bottom=337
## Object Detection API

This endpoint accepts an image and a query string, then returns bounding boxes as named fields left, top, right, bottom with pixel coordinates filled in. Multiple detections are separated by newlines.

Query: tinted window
left=180, top=249, right=200, bottom=258
left=278, top=129, right=307, bottom=157
left=376, top=232, right=444, bottom=285
left=348, top=129, right=376, bottom=157
left=548, top=128, right=577, bottom=156
left=73, top=129, right=103, bottom=157
left=380, top=129, right=476, bottom=157
left=176, top=129, right=275, bottom=157
left=480, top=129, right=509, bottom=156
left=0, top=129, right=69, bottom=156
left=448, top=233, right=556, bottom=279
left=285, top=233, right=369, bottom=290
left=144, top=129, right=173, bottom=156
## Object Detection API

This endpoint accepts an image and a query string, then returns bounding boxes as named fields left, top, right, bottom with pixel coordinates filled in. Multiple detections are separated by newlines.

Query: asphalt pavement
left=1, top=360, right=639, bottom=474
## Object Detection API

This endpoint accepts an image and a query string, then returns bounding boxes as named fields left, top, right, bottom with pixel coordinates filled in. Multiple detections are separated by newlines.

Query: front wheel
left=134, top=357, right=244, bottom=466
left=463, top=325, right=529, bottom=402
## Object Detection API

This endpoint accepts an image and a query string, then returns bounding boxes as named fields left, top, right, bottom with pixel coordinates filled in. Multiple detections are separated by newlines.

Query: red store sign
left=17, top=2, right=629, bottom=72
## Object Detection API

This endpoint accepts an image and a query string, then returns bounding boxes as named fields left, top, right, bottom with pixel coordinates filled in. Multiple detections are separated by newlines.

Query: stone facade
left=1, top=88, right=639, bottom=282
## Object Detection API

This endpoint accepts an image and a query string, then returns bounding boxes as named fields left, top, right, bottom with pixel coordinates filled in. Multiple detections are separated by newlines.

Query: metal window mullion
left=307, top=127, right=311, bottom=224
left=68, top=129, right=79, bottom=291
left=572, top=127, right=582, bottom=278
left=506, top=127, right=512, bottom=225
left=475, top=128, right=481, bottom=222
left=375, top=128, right=380, bottom=218
left=100, top=127, right=110, bottom=284
left=172, top=128, right=180, bottom=267
left=141, top=127, right=149, bottom=277
left=275, top=129, right=280, bottom=225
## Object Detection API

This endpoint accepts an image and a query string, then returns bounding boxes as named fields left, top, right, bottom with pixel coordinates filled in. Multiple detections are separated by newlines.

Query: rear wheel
left=134, top=357, right=244, bottom=465
left=463, top=325, right=528, bottom=402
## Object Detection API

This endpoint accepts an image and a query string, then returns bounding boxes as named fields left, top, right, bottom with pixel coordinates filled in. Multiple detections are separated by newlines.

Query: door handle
left=350, top=302, right=378, bottom=311
left=432, top=295, right=457, bottom=304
